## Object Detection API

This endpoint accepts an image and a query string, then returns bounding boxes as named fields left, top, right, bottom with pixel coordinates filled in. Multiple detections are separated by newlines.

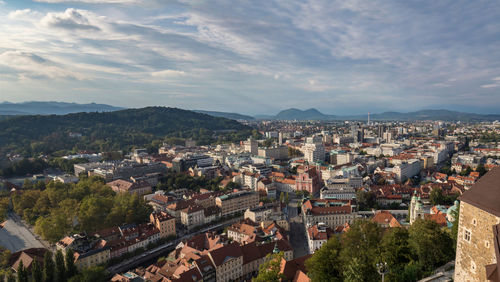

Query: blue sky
left=0, top=0, right=499, bottom=115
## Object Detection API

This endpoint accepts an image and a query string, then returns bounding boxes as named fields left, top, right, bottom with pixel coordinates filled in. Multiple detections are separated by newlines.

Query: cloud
left=34, top=0, right=142, bottom=3
left=151, top=69, right=186, bottom=77
left=480, top=76, right=500, bottom=88
left=8, top=9, right=41, bottom=20
left=1, top=1, right=500, bottom=114
left=0, top=51, right=84, bottom=80
left=40, top=8, right=101, bottom=31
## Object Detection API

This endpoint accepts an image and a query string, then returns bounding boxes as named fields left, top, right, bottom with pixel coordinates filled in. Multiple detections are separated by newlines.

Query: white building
left=393, top=159, right=421, bottom=182
left=320, top=184, right=356, bottom=200
left=303, top=136, right=325, bottom=163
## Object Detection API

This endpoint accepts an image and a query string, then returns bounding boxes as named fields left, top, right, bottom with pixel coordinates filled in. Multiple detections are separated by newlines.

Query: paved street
left=0, top=212, right=45, bottom=252
left=289, top=216, right=309, bottom=259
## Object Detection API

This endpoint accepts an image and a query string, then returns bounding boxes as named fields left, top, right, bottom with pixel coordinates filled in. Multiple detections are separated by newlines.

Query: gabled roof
left=280, top=254, right=311, bottom=281
left=371, top=211, right=402, bottom=228
left=208, top=242, right=242, bottom=266
left=459, top=167, right=500, bottom=217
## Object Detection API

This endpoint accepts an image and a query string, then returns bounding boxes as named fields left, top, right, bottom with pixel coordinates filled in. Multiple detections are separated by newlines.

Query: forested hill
left=0, top=107, right=254, bottom=156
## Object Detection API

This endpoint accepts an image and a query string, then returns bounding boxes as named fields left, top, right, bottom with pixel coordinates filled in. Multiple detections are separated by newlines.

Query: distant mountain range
left=193, top=110, right=255, bottom=120
left=2, top=102, right=500, bottom=122
left=264, top=108, right=500, bottom=121
left=0, top=101, right=123, bottom=115
left=274, top=108, right=336, bottom=120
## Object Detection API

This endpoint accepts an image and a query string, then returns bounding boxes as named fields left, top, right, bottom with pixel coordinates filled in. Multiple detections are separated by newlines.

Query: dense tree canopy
left=0, top=107, right=254, bottom=157
left=306, top=219, right=455, bottom=282
left=253, top=252, right=284, bottom=282
left=12, top=176, right=152, bottom=242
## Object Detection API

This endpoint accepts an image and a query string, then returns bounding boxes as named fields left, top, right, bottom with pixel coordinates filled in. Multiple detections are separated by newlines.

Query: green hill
left=0, top=107, right=253, bottom=156
left=194, top=110, right=255, bottom=120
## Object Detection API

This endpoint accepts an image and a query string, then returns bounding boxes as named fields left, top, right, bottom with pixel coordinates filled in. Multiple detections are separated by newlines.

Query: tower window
left=464, top=229, right=471, bottom=242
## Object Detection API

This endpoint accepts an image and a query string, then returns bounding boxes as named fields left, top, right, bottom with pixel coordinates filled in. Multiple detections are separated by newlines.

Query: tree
left=305, top=236, right=342, bottom=282
left=408, top=219, right=454, bottom=272
left=339, top=220, right=382, bottom=282
left=17, top=260, right=28, bottom=282
left=356, top=190, right=376, bottom=210
left=450, top=204, right=460, bottom=248
left=284, top=193, right=289, bottom=205
left=32, top=260, right=43, bottom=282
left=67, top=266, right=108, bottom=282
left=43, top=252, right=55, bottom=282
left=55, top=250, right=66, bottom=282
left=429, top=188, right=445, bottom=206
left=7, top=273, right=15, bottom=282
left=253, top=252, right=284, bottom=282
left=459, top=166, right=472, bottom=176
left=65, top=249, right=77, bottom=279
left=279, top=192, right=284, bottom=204
left=476, top=164, right=488, bottom=176
left=380, top=228, right=413, bottom=281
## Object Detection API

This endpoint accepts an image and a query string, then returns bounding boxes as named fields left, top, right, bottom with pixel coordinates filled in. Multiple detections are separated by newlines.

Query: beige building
left=216, top=191, right=259, bottom=217
left=56, top=234, right=110, bottom=271
left=150, top=211, right=176, bottom=238
left=180, top=205, right=205, bottom=230
left=454, top=168, right=500, bottom=282
left=107, top=179, right=152, bottom=196
left=302, top=199, right=356, bottom=230
left=208, top=242, right=243, bottom=282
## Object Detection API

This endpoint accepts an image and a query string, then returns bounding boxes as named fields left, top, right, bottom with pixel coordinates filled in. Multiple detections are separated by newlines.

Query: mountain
left=361, top=110, right=500, bottom=121
left=274, top=108, right=336, bottom=120
left=0, top=107, right=252, bottom=156
left=0, top=101, right=123, bottom=115
left=194, top=110, right=255, bottom=120
left=255, top=108, right=500, bottom=121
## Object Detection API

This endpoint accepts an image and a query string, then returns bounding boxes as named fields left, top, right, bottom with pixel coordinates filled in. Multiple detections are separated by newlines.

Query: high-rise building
left=377, top=124, right=385, bottom=138
left=303, top=136, right=325, bottom=163
left=243, top=138, right=258, bottom=155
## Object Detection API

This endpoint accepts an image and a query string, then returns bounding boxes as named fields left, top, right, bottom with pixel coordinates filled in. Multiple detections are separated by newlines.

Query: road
left=0, top=212, right=46, bottom=252
left=289, top=216, right=309, bottom=258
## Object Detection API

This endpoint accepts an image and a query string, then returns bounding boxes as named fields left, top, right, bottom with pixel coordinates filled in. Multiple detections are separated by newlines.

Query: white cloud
left=34, top=0, right=142, bottom=3
left=0, top=51, right=85, bottom=80
left=151, top=69, right=186, bottom=77
left=481, top=84, right=499, bottom=88
left=40, top=8, right=102, bottom=31
left=8, top=9, right=41, bottom=20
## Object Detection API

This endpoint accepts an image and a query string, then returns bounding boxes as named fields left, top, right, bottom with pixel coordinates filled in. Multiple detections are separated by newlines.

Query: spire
left=273, top=241, right=280, bottom=254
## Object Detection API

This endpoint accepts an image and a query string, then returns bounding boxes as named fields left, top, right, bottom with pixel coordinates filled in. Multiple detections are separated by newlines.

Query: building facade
left=454, top=168, right=500, bottom=282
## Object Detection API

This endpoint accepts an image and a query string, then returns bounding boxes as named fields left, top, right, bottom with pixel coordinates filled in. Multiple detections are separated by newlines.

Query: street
left=289, top=215, right=309, bottom=258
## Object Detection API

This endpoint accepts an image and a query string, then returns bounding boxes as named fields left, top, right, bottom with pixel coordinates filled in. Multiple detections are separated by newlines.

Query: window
left=472, top=218, right=477, bottom=226
left=471, top=261, right=476, bottom=273
left=485, top=240, right=490, bottom=248
left=464, top=229, right=471, bottom=242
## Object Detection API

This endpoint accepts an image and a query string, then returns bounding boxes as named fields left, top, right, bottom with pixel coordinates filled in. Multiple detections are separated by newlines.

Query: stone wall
left=454, top=201, right=500, bottom=282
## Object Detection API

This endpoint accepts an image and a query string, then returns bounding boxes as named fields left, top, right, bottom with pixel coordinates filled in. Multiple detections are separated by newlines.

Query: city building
left=180, top=204, right=205, bottom=230
left=302, top=199, right=356, bottom=230
left=149, top=211, right=176, bottom=238
left=215, top=191, right=259, bottom=217
left=295, top=165, right=323, bottom=197
left=107, top=179, right=152, bottom=195
left=306, top=223, right=334, bottom=254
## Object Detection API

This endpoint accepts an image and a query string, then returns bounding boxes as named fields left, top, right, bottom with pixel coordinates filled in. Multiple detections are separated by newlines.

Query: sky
left=0, top=0, right=499, bottom=115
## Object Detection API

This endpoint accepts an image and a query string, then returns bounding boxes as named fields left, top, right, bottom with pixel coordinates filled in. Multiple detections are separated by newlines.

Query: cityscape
left=1, top=1, right=500, bottom=282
